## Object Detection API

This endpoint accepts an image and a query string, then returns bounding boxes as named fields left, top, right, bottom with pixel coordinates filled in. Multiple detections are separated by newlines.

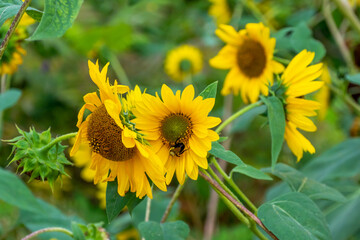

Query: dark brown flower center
left=87, top=105, right=135, bottom=161
left=160, top=113, right=192, bottom=145
left=236, top=39, right=267, bottom=78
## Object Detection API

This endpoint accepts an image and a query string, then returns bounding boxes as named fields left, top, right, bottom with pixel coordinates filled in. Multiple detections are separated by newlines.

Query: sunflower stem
left=21, top=227, right=73, bottom=240
left=145, top=193, right=152, bottom=222
left=199, top=169, right=278, bottom=240
left=206, top=163, right=240, bottom=202
left=102, top=49, right=132, bottom=88
left=0, top=0, right=32, bottom=60
left=200, top=169, right=250, bottom=227
left=323, top=0, right=356, bottom=72
left=211, top=158, right=258, bottom=213
left=216, top=101, right=263, bottom=134
left=39, top=132, right=78, bottom=152
left=161, top=180, right=186, bottom=223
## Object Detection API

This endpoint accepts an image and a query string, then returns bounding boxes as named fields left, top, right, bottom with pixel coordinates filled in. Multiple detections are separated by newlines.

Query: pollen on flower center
left=237, top=39, right=266, bottom=78
left=87, top=105, right=135, bottom=162
left=160, top=113, right=193, bottom=144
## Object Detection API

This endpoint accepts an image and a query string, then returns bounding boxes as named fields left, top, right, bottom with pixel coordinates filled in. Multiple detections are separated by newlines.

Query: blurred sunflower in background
left=210, top=23, right=284, bottom=103
left=208, top=0, right=231, bottom=25
left=315, top=65, right=331, bottom=121
left=71, top=60, right=167, bottom=199
left=133, top=84, right=221, bottom=185
left=0, top=13, right=35, bottom=75
left=164, top=45, right=203, bottom=82
left=280, top=50, right=323, bottom=161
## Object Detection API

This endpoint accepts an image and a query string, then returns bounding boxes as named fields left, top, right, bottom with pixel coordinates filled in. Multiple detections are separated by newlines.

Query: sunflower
left=164, top=45, right=203, bottom=82
left=208, top=0, right=231, bottom=26
left=132, top=84, right=221, bottom=185
left=71, top=60, right=167, bottom=199
left=281, top=50, right=323, bottom=161
left=210, top=23, right=284, bottom=103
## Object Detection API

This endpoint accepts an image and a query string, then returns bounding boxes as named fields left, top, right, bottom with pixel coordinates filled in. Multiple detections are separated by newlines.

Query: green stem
left=332, top=0, right=360, bottom=35
left=216, top=101, right=263, bottom=134
left=206, top=163, right=240, bottom=202
left=40, top=132, right=77, bottom=152
left=103, top=49, right=132, bottom=88
left=199, top=169, right=277, bottom=240
left=272, top=56, right=290, bottom=65
left=200, top=169, right=250, bottom=227
left=0, top=0, right=32, bottom=59
left=145, top=186, right=153, bottom=222
left=0, top=74, right=7, bottom=146
left=161, top=179, right=186, bottom=223
left=211, top=158, right=258, bottom=213
left=21, top=227, right=73, bottom=240
left=328, top=83, right=360, bottom=115
left=323, top=0, right=356, bottom=72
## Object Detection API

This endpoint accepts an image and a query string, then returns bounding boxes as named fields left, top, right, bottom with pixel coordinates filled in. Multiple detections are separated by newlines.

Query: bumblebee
left=169, top=138, right=187, bottom=157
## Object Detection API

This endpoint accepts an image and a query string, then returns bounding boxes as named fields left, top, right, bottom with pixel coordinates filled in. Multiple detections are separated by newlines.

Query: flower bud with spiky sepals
left=4, top=126, right=72, bottom=190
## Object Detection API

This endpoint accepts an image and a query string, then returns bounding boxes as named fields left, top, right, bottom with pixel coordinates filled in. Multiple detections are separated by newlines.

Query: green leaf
left=345, top=73, right=360, bottom=85
left=209, top=141, right=245, bottom=166
left=138, top=221, right=163, bottom=240
left=302, top=138, right=360, bottom=181
left=162, top=221, right=190, bottom=240
left=265, top=164, right=346, bottom=202
left=0, top=168, right=43, bottom=213
left=258, top=192, right=331, bottom=240
left=326, top=192, right=360, bottom=240
left=231, top=165, right=272, bottom=180
left=71, top=222, right=86, bottom=240
left=26, top=9, right=43, bottom=22
left=290, top=22, right=326, bottom=62
left=20, top=198, right=82, bottom=240
left=261, top=96, right=285, bottom=168
left=138, top=221, right=189, bottom=240
left=106, top=180, right=143, bottom=222
left=199, top=81, right=218, bottom=99
left=0, top=0, right=40, bottom=27
left=0, top=89, right=21, bottom=111
left=28, top=0, right=84, bottom=40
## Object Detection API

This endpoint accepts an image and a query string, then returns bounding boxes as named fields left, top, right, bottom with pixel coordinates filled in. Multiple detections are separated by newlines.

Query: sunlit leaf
left=138, top=221, right=189, bottom=240
left=199, top=81, right=217, bottom=99
left=29, top=0, right=83, bottom=40
left=231, top=165, right=272, bottom=180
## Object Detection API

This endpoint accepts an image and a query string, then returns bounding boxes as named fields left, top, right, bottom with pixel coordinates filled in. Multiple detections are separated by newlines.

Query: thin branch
left=0, top=0, right=32, bottom=60
left=161, top=182, right=186, bottom=223
left=323, top=0, right=356, bottom=72
left=21, top=227, right=73, bottom=240
left=199, top=170, right=278, bottom=240
left=332, top=0, right=360, bottom=35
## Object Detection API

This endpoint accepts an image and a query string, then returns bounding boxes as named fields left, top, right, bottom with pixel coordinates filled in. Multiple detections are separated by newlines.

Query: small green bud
left=71, top=222, right=109, bottom=240
left=5, top=126, right=72, bottom=190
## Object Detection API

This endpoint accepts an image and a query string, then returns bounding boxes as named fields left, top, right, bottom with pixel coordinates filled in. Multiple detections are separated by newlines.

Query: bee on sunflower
left=210, top=22, right=284, bottom=103
left=132, top=84, right=221, bottom=185
left=70, top=60, right=167, bottom=199
left=164, top=45, right=203, bottom=82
